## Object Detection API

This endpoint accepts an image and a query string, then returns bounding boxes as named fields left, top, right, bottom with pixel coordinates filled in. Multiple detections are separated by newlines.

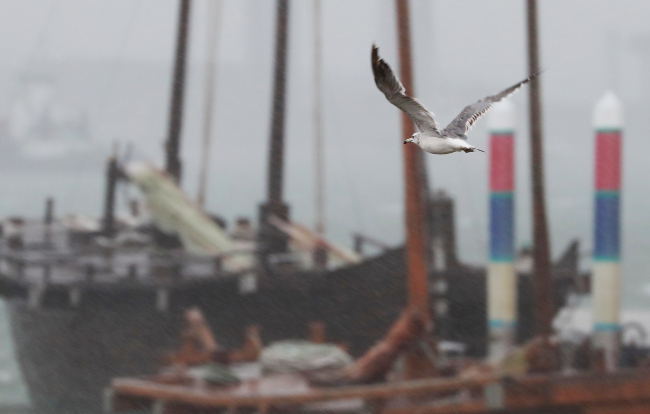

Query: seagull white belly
left=419, top=137, right=468, bottom=154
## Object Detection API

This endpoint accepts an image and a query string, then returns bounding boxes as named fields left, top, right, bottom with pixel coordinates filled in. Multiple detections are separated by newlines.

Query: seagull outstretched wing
left=442, top=72, right=540, bottom=138
left=371, top=45, right=441, bottom=137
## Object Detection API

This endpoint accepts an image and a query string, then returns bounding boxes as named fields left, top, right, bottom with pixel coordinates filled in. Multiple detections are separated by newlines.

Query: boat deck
left=0, top=220, right=254, bottom=310
left=107, top=369, right=650, bottom=414
left=0, top=220, right=248, bottom=285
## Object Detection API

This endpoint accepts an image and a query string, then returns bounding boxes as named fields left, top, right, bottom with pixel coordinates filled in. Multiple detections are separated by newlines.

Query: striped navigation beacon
left=486, top=100, right=516, bottom=360
left=592, top=91, right=624, bottom=371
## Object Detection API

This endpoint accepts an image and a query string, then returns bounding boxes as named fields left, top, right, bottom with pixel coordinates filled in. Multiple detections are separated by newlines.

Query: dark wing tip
left=371, top=44, right=406, bottom=97
left=371, top=45, right=380, bottom=68
left=371, top=45, right=387, bottom=83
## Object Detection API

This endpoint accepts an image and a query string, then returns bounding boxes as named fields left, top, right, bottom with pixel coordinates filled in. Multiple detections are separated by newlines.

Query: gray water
left=0, top=302, right=29, bottom=408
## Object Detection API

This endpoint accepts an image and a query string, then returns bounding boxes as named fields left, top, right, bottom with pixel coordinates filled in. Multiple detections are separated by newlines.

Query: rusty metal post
left=258, top=0, right=291, bottom=262
left=395, top=0, right=434, bottom=379
left=102, top=156, right=119, bottom=237
left=164, top=0, right=191, bottom=184
left=396, top=0, right=431, bottom=326
left=526, top=0, right=554, bottom=338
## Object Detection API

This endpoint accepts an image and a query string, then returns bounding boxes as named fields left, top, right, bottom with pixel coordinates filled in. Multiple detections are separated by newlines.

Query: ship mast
left=259, top=0, right=291, bottom=262
left=164, top=0, right=191, bottom=184
left=197, top=0, right=223, bottom=207
left=526, top=0, right=554, bottom=339
left=395, top=0, right=435, bottom=378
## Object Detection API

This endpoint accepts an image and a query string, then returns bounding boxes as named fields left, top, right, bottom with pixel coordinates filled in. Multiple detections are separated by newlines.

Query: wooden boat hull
left=7, top=249, right=409, bottom=413
left=6, top=247, right=574, bottom=414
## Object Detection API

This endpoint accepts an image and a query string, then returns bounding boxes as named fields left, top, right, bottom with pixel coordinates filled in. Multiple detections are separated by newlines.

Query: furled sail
left=125, top=162, right=253, bottom=272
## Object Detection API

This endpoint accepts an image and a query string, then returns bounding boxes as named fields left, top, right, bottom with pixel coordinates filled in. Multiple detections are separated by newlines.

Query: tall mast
left=396, top=0, right=434, bottom=378
left=259, top=0, right=291, bottom=258
left=197, top=0, right=223, bottom=207
left=526, top=0, right=553, bottom=338
left=164, top=0, right=192, bottom=184
left=313, top=0, right=324, bottom=235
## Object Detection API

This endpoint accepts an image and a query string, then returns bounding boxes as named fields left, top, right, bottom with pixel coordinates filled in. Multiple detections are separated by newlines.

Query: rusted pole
left=258, top=0, right=291, bottom=259
left=164, top=0, right=191, bottom=184
left=396, top=0, right=430, bottom=324
left=396, top=0, right=434, bottom=378
left=526, top=0, right=553, bottom=337
left=103, top=156, right=119, bottom=237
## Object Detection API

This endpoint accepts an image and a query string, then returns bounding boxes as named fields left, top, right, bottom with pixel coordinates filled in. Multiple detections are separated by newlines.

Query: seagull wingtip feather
left=371, top=44, right=380, bottom=66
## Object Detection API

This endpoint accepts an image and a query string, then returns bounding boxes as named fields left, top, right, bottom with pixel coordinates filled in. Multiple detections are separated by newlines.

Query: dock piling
left=487, top=101, right=517, bottom=361
left=592, top=91, right=624, bottom=371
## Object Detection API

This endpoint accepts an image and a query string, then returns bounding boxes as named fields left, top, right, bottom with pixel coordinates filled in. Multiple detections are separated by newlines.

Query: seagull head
left=404, top=133, right=420, bottom=145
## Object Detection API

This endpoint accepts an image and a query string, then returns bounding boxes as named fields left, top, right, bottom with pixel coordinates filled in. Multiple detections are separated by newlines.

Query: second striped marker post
left=487, top=100, right=517, bottom=360
left=592, top=91, right=623, bottom=371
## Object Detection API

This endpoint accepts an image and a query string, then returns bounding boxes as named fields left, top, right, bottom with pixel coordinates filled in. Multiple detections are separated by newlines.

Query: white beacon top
left=488, top=99, right=515, bottom=132
left=594, top=91, right=623, bottom=130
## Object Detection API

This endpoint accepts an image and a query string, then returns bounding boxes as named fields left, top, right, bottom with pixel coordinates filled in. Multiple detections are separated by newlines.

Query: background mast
left=164, top=0, right=191, bottom=184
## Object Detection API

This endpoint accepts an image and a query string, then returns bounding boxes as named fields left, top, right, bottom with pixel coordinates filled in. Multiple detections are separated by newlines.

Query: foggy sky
left=3, top=1, right=650, bottom=99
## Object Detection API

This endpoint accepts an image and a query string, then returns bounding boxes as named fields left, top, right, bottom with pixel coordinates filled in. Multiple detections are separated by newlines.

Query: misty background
left=0, top=0, right=648, bottom=308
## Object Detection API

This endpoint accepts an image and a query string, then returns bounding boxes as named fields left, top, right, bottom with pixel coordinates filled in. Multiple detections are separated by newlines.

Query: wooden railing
left=0, top=244, right=255, bottom=287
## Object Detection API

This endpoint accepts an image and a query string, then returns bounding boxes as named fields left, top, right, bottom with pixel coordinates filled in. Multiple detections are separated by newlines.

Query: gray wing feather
left=442, top=72, right=540, bottom=138
left=371, top=46, right=441, bottom=137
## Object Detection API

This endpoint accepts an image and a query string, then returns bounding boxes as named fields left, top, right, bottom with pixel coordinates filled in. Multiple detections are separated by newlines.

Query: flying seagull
left=371, top=45, right=539, bottom=154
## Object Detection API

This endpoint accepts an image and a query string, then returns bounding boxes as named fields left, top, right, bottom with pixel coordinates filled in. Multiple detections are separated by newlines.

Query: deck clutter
left=105, top=306, right=650, bottom=414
